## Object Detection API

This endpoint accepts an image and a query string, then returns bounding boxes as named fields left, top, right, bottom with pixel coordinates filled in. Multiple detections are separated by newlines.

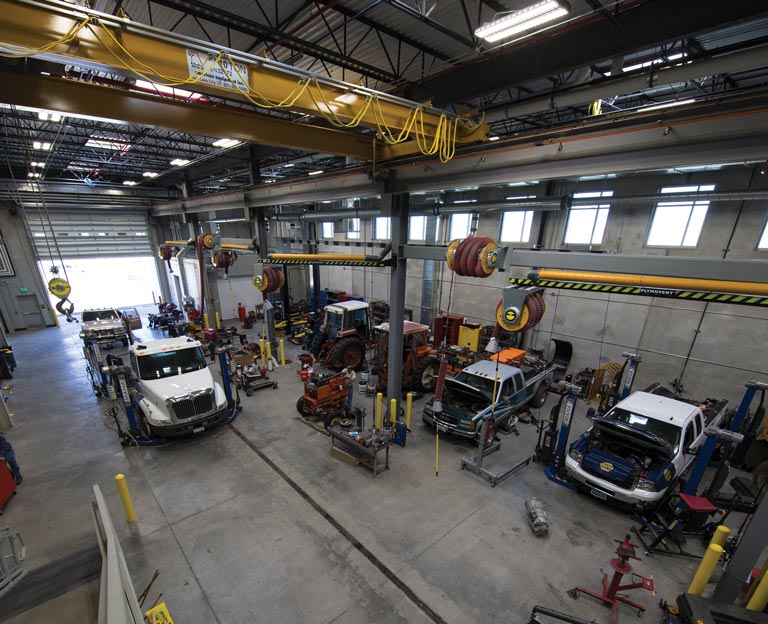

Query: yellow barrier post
left=259, top=338, right=266, bottom=367
left=747, top=571, right=768, bottom=612
left=375, top=392, right=383, bottom=429
left=114, top=474, right=137, bottom=523
left=390, top=398, right=397, bottom=429
left=215, top=311, right=221, bottom=329
left=435, top=431, right=439, bottom=476
left=710, top=525, right=730, bottom=548
left=406, top=392, right=413, bottom=431
left=279, top=339, right=286, bottom=366
left=266, top=341, right=273, bottom=362
left=745, top=556, right=768, bottom=605
left=203, top=313, right=210, bottom=328
left=688, top=544, right=723, bottom=596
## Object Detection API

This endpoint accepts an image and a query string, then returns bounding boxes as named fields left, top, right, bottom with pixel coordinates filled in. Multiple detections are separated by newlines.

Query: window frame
left=346, top=217, right=360, bottom=240
left=408, top=215, right=427, bottom=242
left=449, top=212, right=473, bottom=240
left=320, top=222, right=334, bottom=239
left=645, top=184, right=713, bottom=248
left=374, top=216, right=391, bottom=241
left=499, top=210, right=534, bottom=244
left=757, top=212, right=768, bottom=251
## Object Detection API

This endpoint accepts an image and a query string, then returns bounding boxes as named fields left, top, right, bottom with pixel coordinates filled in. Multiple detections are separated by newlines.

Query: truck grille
left=434, top=414, right=459, bottom=427
left=581, top=449, right=637, bottom=489
left=168, top=390, right=214, bottom=421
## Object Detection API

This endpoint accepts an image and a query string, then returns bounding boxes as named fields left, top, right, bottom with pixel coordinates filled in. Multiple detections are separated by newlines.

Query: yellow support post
left=745, top=556, right=768, bottom=605
left=266, top=341, right=273, bottom=362
left=688, top=544, right=723, bottom=596
left=405, top=392, right=413, bottom=431
left=390, top=398, right=397, bottom=429
left=114, top=474, right=137, bottom=523
left=203, top=313, right=210, bottom=328
left=215, top=311, right=221, bottom=329
left=747, top=570, right=768, bottom=612
left=259, top=338, right=266, bottom=367
left=710, top=525, right=730, bottom=548
left=279, top=339, right=286, bottom=366
left=375, top=392, right=383, bottom=429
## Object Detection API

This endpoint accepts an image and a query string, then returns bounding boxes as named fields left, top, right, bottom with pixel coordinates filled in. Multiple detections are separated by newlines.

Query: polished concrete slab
left=0, top=312, right=732, bottom=623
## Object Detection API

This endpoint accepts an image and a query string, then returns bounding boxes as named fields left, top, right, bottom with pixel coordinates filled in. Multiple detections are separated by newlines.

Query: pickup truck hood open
left=140, top=368, right=214, bottom=403
left=445, top=377, right=489, bottom=403
left=593, top=417, right=672, bottom=456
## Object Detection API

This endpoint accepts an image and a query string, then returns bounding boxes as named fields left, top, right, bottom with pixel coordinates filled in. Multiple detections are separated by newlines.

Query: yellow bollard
left=747, top=563, right=768, bottom=612
left=688, top=543, right=723, bottom=596
left=215, top=311, right=221, bottom=329
left=710, top=525, right=730, bottom=548
left=435, top=431, right=439, bottom=476
left=259, top=338, right=266, bottom=367
left=390, top=398, right=397, bottom=429
left=375, top=392, right=383, bottom=429
left=279, top=339, right=286, bottom=366
left=114, top=474, right=137, bottom=523
left=203, top=313, right=210, bottom=328
left=406, top=392, right=413, bottom=431
left=745, top=556, right=768, bottom=605
left=266, top=341, right=273, bottom=361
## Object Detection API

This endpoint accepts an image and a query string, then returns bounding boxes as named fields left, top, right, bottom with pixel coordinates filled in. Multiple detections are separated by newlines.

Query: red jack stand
left=568, top=534, right=655, bottom=624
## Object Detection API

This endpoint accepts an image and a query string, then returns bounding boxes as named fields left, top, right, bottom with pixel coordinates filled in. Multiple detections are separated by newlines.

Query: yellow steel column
left=279, top=339, right=286, bottom=366
left=688, top=544, right=723, bottom=596
left=710, top=525, right=730, bottom=548
left=375, top=392, right=383, bottom=429
left=114, top=474, right=137, bottom=523
left=405, top=393, right=413, bottom=431
left=390, top=398, right=397, bottom=428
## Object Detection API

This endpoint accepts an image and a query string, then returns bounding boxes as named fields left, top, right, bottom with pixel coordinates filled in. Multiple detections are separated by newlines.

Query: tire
left=410, top=357, right=439, bottom=392
left=310, top=329, right=327, bottom=357
left=331, top=337, right=365, bottom=371
left=122, top=337, right=129, bottom=347
left=754, top=460, right=768, bottom=493
left=532, top=385, right=548, bottom=409
left=246, top=390, right=253, bottom=397
left=296, top=396, right=310, bottom=417
left=324, top=409, right=344, bottom=430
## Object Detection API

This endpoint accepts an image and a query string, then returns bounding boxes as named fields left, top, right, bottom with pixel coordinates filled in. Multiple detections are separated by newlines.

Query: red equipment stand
left=569, top=535, right=655, bottom=624
left=0, top=458, right=17, bottom=514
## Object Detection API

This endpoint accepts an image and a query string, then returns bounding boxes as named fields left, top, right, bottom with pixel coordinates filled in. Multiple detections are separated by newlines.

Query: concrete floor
left=0, top=310, right=736, bottom=623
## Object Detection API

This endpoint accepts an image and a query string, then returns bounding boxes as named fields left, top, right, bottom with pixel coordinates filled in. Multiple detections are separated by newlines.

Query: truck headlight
left=635, top=478, right=656, bottom=492
left=568, top=448, right=583, bottom=463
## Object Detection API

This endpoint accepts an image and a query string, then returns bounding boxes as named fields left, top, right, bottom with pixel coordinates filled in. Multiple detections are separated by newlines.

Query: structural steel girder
left=0, top=0, right=487, bottom=152
left=2, top=73, right=374, bottom=160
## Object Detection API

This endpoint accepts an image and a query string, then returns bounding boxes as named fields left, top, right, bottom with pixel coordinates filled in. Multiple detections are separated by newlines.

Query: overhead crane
left=0, top=0, right=488, bottom=162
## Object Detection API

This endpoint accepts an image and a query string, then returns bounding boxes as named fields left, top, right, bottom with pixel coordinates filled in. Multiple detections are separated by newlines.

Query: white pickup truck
left=127, top=337, right=231, bottom=437
left=80, top=308, right=131, bottom=346
left=565, top=390, right=729, bottom=509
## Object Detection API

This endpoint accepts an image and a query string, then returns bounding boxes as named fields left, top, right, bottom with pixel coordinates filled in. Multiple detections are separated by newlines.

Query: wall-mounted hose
left=212, top=251, right=236, bottom=275
left=495, top=292, right=546, bottom=332
left=446, top=237, right=500, bottom=277
left=253, top=267, right=285, bottom=293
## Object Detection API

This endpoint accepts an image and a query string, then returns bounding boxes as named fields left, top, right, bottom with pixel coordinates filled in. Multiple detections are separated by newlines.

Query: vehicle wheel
left=310, top=329, right=327, bottom=358
left=324, top=409, right=343, bottom=430
left=331, top=337, right=365, bottom=371
left=296, top=396, right=310, bottom=417
left=272, top=383, right=278, bottom=389
left=499, top=412, right=519, bottom=431
left=246, top=390, right=253, bottom=397
left=532, top=385, right=548, bottom=409
left=408, top=357, right=440, bottom=393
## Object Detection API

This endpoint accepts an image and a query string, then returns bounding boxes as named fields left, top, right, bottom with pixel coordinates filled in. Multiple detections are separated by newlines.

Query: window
left=758, top=217, right=768, bottom=250
left=647, top=184, right=714, bottom=247
left=500, top=211, right=534, bottom=243
left=374, top=217, right=390, bottom=240
left=564, top=191, right=612, bottom=245
left=683, top=422, right=695, bottom=450
left=346, top=218, right=360, bottom=240
left=449, top=213, right=472, bottom=240
left=409, top=215, right=427, bottom=241
left=321, top=222, right=334, bottom=239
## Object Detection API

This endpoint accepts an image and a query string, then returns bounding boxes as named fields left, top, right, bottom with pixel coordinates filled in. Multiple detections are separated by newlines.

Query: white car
left=80, top=308, right=131, bottom=346
left=128, top=337, right=231, bottom=437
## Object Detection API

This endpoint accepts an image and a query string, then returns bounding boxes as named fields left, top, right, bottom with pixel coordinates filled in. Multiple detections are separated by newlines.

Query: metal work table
left=329, top=427, right=390, bottom=477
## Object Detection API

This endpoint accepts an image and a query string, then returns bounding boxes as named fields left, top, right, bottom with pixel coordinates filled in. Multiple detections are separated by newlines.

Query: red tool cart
left=0, top=459, right=16, bottom=513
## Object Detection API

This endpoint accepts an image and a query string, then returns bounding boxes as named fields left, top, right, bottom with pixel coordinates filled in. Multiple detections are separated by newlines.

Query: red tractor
left=372, top=321, right=442, bottom=393
left=296, top=371, right=349, bottom=428
left=309, top=300, right=371, bottom=371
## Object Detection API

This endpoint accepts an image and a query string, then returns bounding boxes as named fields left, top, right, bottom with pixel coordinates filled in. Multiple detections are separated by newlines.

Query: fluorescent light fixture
left=505, top=195, right=536, bottom=200
left=453, top=199, right=477, bottom=204
left=66, top=164, right=94, bottom=172
left=133, top=79, right=203, bottom=101
left=38, top=111, right=62, bottom=122
left=170, top=158, right=191, bottom=166
left=308, top=170, right=324, bottom=176
left=642, top=99, right=695, bottom=112
left=142, top=171, right=159, bottom=178
left=283, top=163, right=295, bottom=168
left=30, top=161, right=44, bottom=168
left=86, top=139, right=129, bottom=151
left=212, top=138, right=240, bottom=148
left=475, top=0, right=569, bottom=43
left=27, top=172, right=41, bottom=178
left=488, top=135, right=500, bottom=141
left=507, top=180, right=539, bottom=187
left=32, top=141, right=51, bottom=150
left=123, top=180, right=138, bottom=186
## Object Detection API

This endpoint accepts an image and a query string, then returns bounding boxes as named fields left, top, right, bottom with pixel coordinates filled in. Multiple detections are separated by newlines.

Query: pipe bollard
left=710, top=525, right=730, bottom=548
left=259, top=338, right=266, bottom=367
left=435, top=430, right=439, bottom=476
left=215, top=311, right=221, bottom=329
left=747, top=566, right=768, bottom=612
left=114, top=474, right=137, bottom=523
left=688, top=544, right=723, bottom=596
left=390, top=398, right=397, bottom=428
left=406, top=392, right=413, bottom=431
left=375, top=392, right=383, bottom=429
left=203, top=313, right=210, bottom=329
left=279, top=339, right=286, bottom=366
left=745, top=556, right=768, bottom=605
left=266, top=341, right=273, bottom=361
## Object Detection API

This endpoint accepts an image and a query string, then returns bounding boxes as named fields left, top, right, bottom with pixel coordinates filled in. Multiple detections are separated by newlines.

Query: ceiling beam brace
left=1, top=73, right=375, bottom=160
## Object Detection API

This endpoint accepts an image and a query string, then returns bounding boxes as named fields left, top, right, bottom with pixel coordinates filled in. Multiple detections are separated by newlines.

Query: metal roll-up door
left=27, top=211, right=151, bottom=260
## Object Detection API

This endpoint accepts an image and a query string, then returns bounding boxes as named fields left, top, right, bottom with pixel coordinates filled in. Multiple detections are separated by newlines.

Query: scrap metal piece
left=525, top=497, right=550, bottom=537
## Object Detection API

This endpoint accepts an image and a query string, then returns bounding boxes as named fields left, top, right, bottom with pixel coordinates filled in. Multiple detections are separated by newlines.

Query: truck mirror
left=585, top=407, right=596, bottom=420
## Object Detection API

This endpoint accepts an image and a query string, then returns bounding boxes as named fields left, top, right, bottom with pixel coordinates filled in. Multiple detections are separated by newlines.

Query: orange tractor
left=296, top=370, right=349, bottom=428
left=371, top=321, right=444, bottom=393
left=309, top=300, right=371, bottom=371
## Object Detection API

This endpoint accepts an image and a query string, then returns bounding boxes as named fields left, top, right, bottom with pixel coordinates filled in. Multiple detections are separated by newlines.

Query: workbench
left=329, top=427, right=390, bottom=477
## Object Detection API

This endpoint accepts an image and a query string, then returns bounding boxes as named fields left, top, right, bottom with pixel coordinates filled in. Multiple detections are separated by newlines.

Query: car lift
left=83, top=338, right=116, bottom=398
left=102, top=348, right=240, bottom=447
left=599, top=352, right=641, bottom=415
left=533, top=381, right=583, bottom=490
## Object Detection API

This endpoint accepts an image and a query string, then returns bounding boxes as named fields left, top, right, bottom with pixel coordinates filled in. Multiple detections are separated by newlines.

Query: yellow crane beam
left=0, top=0, right=488, bottom=161
left=3, top=73, right=375, bottom=160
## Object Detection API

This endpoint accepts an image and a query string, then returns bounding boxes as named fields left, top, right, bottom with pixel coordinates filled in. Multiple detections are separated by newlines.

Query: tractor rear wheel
left=296, top=396, right=310, bottom=417
left=310, top=329, right=327, bottom=357
left=410, top=356, right=439, bottom=392
left=331, top=337, right=365, bottom=371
